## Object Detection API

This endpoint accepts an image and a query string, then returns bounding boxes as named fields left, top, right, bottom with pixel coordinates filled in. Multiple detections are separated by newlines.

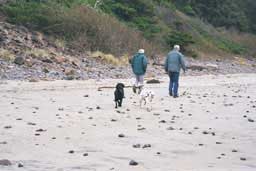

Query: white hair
left=138, top=49, right=145, bottom=54
left=174, top=45, right=180, bottom=51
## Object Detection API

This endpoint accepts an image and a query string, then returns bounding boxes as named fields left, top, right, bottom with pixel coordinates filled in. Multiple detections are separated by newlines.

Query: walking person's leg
left=138, top=75, right=144, bottom=94
left=133, top=75, right=139, bottom=93
left=173, top=72, right=180, bottom=98
left=168, top=72, right=174, bottom=96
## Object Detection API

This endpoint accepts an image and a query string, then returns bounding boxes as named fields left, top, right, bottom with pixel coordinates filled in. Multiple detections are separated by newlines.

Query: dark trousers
left=168, top=72, right=180, bottom=96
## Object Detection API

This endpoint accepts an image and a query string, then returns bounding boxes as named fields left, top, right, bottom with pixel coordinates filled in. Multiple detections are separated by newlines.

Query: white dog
left=139, top=88, right=155, bottom=109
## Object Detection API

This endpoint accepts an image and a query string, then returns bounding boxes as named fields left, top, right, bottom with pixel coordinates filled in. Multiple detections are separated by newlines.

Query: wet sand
left=0, top=74, right=256, bottom=171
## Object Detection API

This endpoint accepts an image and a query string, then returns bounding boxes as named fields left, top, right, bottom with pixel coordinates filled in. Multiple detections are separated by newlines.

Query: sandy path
left=0, top=74, right=256, bottom=171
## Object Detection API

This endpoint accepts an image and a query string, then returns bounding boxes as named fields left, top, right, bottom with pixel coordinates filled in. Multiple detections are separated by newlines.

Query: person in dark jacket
left=165, top=45, right=186, bottom=98
left=131, top=49, right=148, bottom=94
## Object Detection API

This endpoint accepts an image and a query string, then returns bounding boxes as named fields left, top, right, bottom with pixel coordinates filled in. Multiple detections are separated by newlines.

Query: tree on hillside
left=172, top=0, right=251, bottom=32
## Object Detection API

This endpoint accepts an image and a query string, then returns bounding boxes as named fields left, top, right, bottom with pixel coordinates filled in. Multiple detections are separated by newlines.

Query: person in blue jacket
left=131, top=49, right=148, bottom=94
left=165, top=45, right=186, bottom=98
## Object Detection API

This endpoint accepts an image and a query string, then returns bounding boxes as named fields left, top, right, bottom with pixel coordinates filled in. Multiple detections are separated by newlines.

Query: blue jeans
left=168, top=72, right=180, bottom=96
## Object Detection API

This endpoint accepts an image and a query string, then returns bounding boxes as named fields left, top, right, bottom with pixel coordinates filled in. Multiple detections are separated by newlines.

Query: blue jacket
left=131, top=53, right=147, bottom=75
left=165, top=50, right=186, bottom=73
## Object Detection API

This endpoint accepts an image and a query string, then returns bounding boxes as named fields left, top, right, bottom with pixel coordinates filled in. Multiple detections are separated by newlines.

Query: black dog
left=114, top=83, right=125, bottom=108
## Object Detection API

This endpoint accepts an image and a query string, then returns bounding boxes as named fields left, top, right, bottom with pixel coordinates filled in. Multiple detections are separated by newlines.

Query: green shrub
left=166, top=31, right=195, bottom=50
left=1, top=1, right=160, bottom=56
left=216, top=39, right=247, bottom=54
left=183, top=5, right=196, bottom=16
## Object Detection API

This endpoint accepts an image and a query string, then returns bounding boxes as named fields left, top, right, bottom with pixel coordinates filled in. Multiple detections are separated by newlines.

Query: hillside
left=0, top=0, right=256, bottom=80
left=1, top=0, right=256, bottom=57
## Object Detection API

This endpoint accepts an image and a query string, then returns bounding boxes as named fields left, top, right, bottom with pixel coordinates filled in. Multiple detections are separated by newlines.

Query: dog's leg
left=118, top=99, right=122, bottom=107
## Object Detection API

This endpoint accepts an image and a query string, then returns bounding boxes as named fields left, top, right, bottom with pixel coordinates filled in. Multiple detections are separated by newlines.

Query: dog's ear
left=116, top=83, right=124, bottom=89
left=116, top=83, right=121, bottom=89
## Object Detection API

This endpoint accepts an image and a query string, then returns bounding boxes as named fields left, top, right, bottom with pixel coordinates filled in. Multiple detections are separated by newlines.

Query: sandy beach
left=0, top=74, right=256, bottom=171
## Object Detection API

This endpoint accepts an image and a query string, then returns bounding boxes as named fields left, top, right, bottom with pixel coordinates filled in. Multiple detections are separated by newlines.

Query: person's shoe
left=169, top=92, right=173, bottom=96
left=132, top=86, right=136, bottom=93
left=173, top=95, right=179, bottom=98
left=138, top=86, right=143, bottom=94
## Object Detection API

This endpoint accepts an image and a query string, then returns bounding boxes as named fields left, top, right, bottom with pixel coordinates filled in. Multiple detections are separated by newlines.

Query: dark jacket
left=165, top=50, right=186, bottom=73
left=131, top=53, right=148, bottom=75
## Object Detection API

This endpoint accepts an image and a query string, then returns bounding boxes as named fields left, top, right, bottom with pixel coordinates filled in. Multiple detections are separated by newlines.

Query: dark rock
left=248, top=118, right=254, bottom=122
left=27, top=122, right=36, bottom=126
left=14, top=56, right=25, bottom=65
left=42, top=58, right=53, bottom=63
left=240, top=157, right=246, bottom=161
left=133, top=144, right=141, bottom=148
left=0, top=159, right=12, bottom=166
left=36, top=129, right=46, bottom=132
left=142, top=144, right=151, bottom=148
left=18, top=163, right=24, bottom=168
left=69, top=150, right=75, bottom=154
left=146, top=79, right=160, bottom=84
left=58, top=108, right=64, bottom=111
left=96, top=106, right=101, bottom=110
left=159, top=120, right=166, bottom=123
left=0, top=141, right=7, bottom=145
left=216, top=142, right=222, bottom=145
left=232, top=149, right=238, bottom=153
left=202, top=131, right=209, bottom=135
left=29, top=79, right=39, bottom=82
left=64, top=75, right=75, bottom=80
left=167, top=126, right=175, bottom=130
left=129, top=160, right=138, bottom=166
left=137, top=127, right=146, bottom=131
left=4, top=125, right=12, bottom=129
left=118, top=134, right=125, bottom=138
left=83, top=153, right=88, bottom=156
left=42, top=68, right=49, bottom=73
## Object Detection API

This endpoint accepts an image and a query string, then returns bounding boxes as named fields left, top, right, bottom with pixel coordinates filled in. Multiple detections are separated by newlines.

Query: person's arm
left=164, top=56, right=168, bottom=72
left=131, top=56, right=134, bottom=69
left=179, top=54, right=186, bottom=73
left=143, top=56, right=148, bottom=72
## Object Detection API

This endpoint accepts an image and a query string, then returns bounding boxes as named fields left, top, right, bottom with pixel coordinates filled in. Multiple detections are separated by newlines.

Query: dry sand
left=0, top=74, right=256, bottom=171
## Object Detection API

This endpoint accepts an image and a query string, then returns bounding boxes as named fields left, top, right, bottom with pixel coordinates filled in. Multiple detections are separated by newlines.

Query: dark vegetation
left=1, top=0, right=256, bottom=57
left=173, top=0, right=256, bottom=33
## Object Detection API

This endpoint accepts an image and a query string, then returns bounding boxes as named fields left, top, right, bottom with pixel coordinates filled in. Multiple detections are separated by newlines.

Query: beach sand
left=0, top=74, right=256, bottom=171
